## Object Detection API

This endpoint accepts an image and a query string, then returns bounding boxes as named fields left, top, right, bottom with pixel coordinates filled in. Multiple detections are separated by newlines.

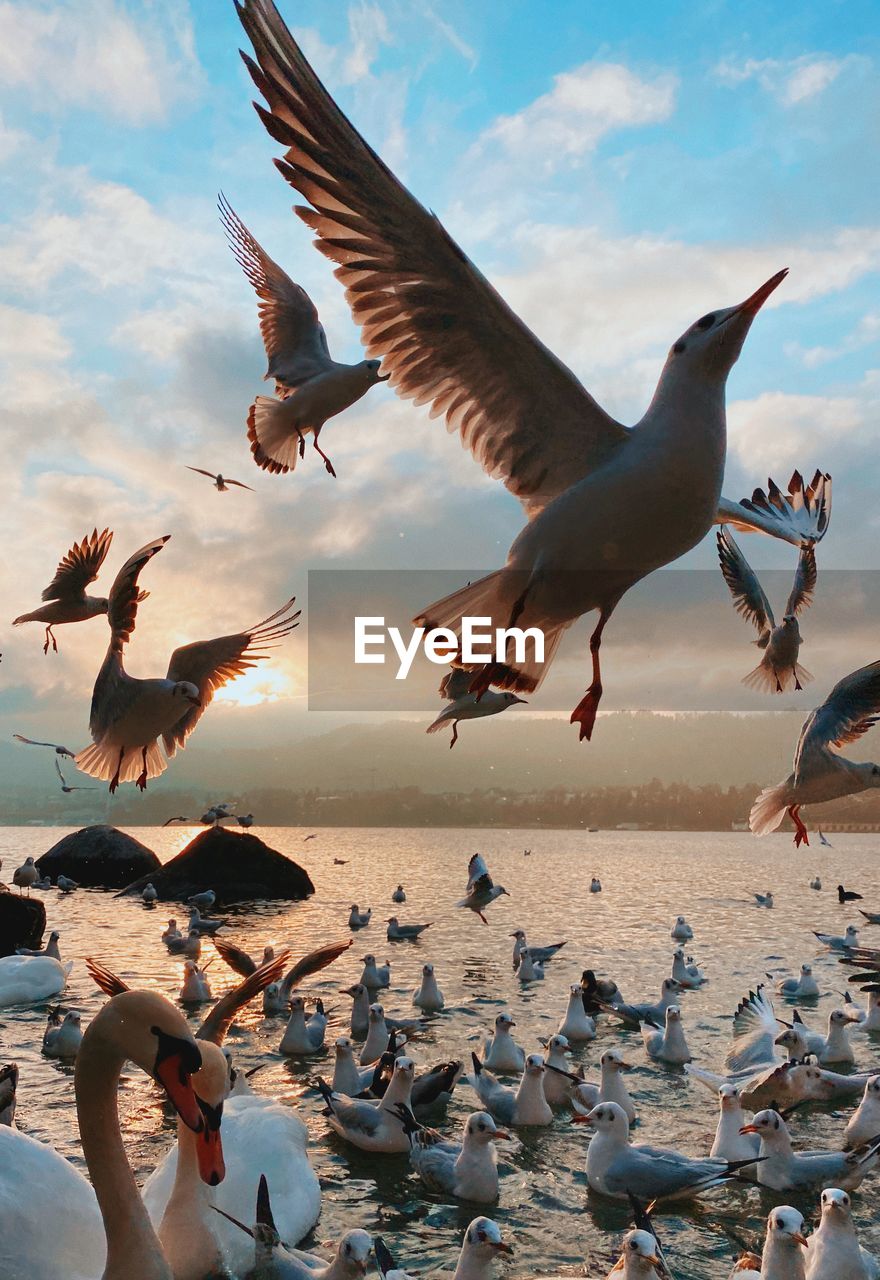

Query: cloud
left=0, top=302, right=70, bottom=364
left=786, top=312, right=880, bottom=368
left=714, top=54, right=860, bottom=106
left=417, top=2, right=477, bottom=69
left=478, top=62, right=677, bottom=170
left=0, top=0, right=202, bottom=125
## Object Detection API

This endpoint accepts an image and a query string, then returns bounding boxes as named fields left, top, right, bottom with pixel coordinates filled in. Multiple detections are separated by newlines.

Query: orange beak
left=152, top=1026, right=203, bottom=1132
left=739, top=1123, right=759, bottom=1135
left=793, top=1233, right=809, bottom=1247
left=493, top=1130, right=512, bottom=1141
left=737, top=268, right=788, bottom=316
left=196, top=1121, right=226, bottom=1186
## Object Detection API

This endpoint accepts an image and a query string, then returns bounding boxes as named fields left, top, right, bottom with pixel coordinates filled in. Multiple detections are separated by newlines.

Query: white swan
left=0, top=988, right=208, bottom=1280
left=0, top=954, right=72, bottom=1008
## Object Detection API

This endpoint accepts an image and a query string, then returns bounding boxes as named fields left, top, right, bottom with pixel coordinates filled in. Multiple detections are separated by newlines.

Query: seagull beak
left=570, top=1114, right=591, bottom=1125
left=736, top=268, right=788, bottom=316
left=492, top=1242, right=513, bottom=1255
left=493, top=1130, right=511, bottom=1141
left=739, top=1124, right=759, bottom=1135
left=512, top=696, right=527, bottom=704
left=792, top=1233, right=809, bottom=1247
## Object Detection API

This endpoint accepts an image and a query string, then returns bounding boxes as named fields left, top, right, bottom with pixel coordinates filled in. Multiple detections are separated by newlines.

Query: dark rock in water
left=119, top=827, right=314, bottom=904
left=0, top=893, right=46, bottom=957
left=38, top=825, right=161, bottom=889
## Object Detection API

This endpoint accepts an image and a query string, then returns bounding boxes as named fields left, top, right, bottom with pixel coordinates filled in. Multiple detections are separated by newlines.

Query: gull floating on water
left=317, top=1056, right=414, bottom=1152
left=12, top=528, right=115, bottom=653
left=774, top=964, right=820, bottom=999
left=751, top=660, right=880, bottom=847
left=186, top=466, right=254, bottom=492
left=577, top=1100, right=758, bottom=1201
left=468, top=1052, right=552, bottom=1127
left=74, top=536, right=301, bottom=791
left=482, top=1012, right=525, bottom=1074
left=280, top=995, right=327, bottom=1055
left=815, top=925, right=860, bottom=951
left=348, top=905, right=371, bottom=930
left=641, top=1006, right=691, bottom=1065
left=0, top=1064, right=17, bottom=1127
left=516, top=949, right=544, bottom=983
left=717, top=526, right=817, bottom=693
left=558, top=984, right=597, bottom=1042
left=844, top=1076, right=880, bottom=1149
left=237, top=0, right=805, bottom=743
left=391, top=885, right=406, bottom=904
left=220, top=193, right=386, bottom=479
left=740, top=1108, right=880, bottom=1192
left=710, top=1085, right=760, bottom=1169
left=398, top=1107, right=507, bottom=1203
left=17, top=930, right=61, bottom=959
left=426, top=668, right=525, bottom=749
left=510, top=929, right=566, bottom=967
left=805, top=1188, right=878, bottom=1280
left=570, top=1050, right=637, bottom=1125
left=42, top=1009, right=83, bottom=1059
left=386, top=917, right=431, bottom=942
left=412, top=963, right=444, bottom=1012
left=671, top=916, right=694, bottom=941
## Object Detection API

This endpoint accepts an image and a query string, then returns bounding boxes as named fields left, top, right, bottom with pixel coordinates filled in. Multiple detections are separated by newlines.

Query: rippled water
left=1, top=825, right=879, bottom=1277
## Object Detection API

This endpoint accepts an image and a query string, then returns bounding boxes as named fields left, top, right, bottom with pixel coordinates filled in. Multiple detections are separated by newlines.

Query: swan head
left=84, top=990, right=204, bottom=1132
left=192, top=1039, right=228, bottom=1186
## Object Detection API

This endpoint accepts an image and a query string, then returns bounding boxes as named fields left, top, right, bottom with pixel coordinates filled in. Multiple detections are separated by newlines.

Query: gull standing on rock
left=236, top=0, right=801, bottom=743
left=751, top=661, right=880, bottom=846
left=12, top=528, right=115, bottom=653
left=220, top=194, right=387, bottom=479
left=74, top=536, right=301, bottom=791
left=717, top=527, right=817, bottom=692
left=12, top=858, right=38, bottom=895
left=426, top=669, right=526, bottom=749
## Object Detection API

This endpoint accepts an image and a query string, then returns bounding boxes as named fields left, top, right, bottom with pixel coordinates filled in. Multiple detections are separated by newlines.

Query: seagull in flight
left=237, top=0, right=811, bottom=742
left=13, top=734, right=76, bottom=758
left=12, top=528, right=116, bottom=653
left=55, top=759, right=97, bottom=793
left=717, top=525, right=817, bottom=693
left=73, top=535, right=300, bottom=792
left=751, top=660, right=880, bottom=846
left=426, top=668, right=525, bottom=748
left=186, top=467, right=254, bottom=492
left=219, top=193, right=387, bottom=479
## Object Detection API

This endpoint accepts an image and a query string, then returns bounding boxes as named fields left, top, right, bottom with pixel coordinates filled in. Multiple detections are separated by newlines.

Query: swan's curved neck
left=75, top=1034, right=172, bottom=1280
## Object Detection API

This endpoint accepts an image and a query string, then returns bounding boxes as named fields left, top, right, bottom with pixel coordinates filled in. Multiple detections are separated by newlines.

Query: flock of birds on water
left=3, top=1, right=880, bottom=1277
left=2, top=845, right=880, bottom=1280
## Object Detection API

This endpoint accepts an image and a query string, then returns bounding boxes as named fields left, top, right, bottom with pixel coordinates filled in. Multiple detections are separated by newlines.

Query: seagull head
left=578, top=1101, right=628, bottom=1135
left=739, top=1108, right=786, bottom=1142
left=663, top=268, right=788, bottom=381
left=463, top=1218, right=512, bottom=1259
left=767, top=1206, right=808, bottom=1248
left=620, top=1230, right=662, bottom=1271
left=600, top=1049, right=630, bottom=1072
left=819, top=1188, right=852, bottom=1220
left=466, top=1112, right=508, bottom=1144
left=503, top=692, right=526, bottom=706
left=362, top=357, right=390, bottom=384
left=496, top=1012, right=515, bottom=1031
left=718, top=1083, right=742, bottom=1111
left=172, top=680, right=202, bottom=707
left=337, top=1229, right=373, bottom=1277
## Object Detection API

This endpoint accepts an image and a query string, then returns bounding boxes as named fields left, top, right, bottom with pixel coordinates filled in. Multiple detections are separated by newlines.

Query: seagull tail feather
left=74, top=739, right=167, bottom=784
left=743, top=660, right=812, bottom=694
left=749, top=781, right=790, bottom=836
left=415, top=571, right=566, bottom=694
left=247, top=396, right=302, bottom=474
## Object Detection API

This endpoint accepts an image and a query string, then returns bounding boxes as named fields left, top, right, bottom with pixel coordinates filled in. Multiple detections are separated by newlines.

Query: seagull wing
left=794, top=661, right=880, bottom=781
left=466, top=853, right=490, bottom=892
left=726, top=986, right=779, bottom=1072
left=213, top=936, right=258, bottom=977
left=237, top=0, right=630, bottom=516
left=220, top=193, right=334, bottom=392
left=161, top=598, right=301, bottom=756
left=278, top=938, right=353, bottom=999
left=439, top=668, right=472, bottom=701
left=784, top=544, right=817, bottom=618
left=223, top=477, right=256, bottom=491
left=54, top=758, right=66, bottom=786
left=716, top=528, right=774, bottom=635
left=198, top=951, right=289, bottom=1044
left=41, top=528, right=113, bottom=602
left=187, top=467, right=220, bottom=480
left=716, top=471, right=832, bottom=549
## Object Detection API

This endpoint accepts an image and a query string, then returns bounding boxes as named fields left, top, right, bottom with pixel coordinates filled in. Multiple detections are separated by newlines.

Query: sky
left=1, top=0, right=879, bottom=797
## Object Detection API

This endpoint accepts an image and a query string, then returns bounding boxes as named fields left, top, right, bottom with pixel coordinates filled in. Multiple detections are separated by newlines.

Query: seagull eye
left=629, top=1241, right=638, bottom=1251
left=697, top=313, right=716, bottom=329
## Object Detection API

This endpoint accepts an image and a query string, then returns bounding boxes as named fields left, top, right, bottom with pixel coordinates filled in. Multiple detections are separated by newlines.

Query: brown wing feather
left=197, top=951, right=290, bottom=1045
left=236, top=0, right=629, bottom=516
left=213, top=936, right=258, bottom=978
left=162, top=598, right=301, bottom=755
left=85, top=957, right=130, bottom=997
left=42, top=528, right=113, bottom=602
left=278, top=938, right=353, bottom=999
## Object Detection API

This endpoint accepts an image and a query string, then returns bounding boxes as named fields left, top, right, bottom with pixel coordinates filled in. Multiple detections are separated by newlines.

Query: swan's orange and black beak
left=195, top=1097, right=226, bottom=1186
left=151, top=1025, right=204, bottom=1132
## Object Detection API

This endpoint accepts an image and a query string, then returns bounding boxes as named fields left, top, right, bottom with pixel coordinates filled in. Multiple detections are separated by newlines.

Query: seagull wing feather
left=41, top=528, right=113, bottom=602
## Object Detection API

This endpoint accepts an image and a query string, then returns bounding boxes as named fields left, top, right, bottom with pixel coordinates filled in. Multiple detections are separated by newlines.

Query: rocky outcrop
left=119, top=827, right=314, bottom=904
left=0, top=893, right=46, bottom=957
left=37, top=825, right=161, bottom=889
